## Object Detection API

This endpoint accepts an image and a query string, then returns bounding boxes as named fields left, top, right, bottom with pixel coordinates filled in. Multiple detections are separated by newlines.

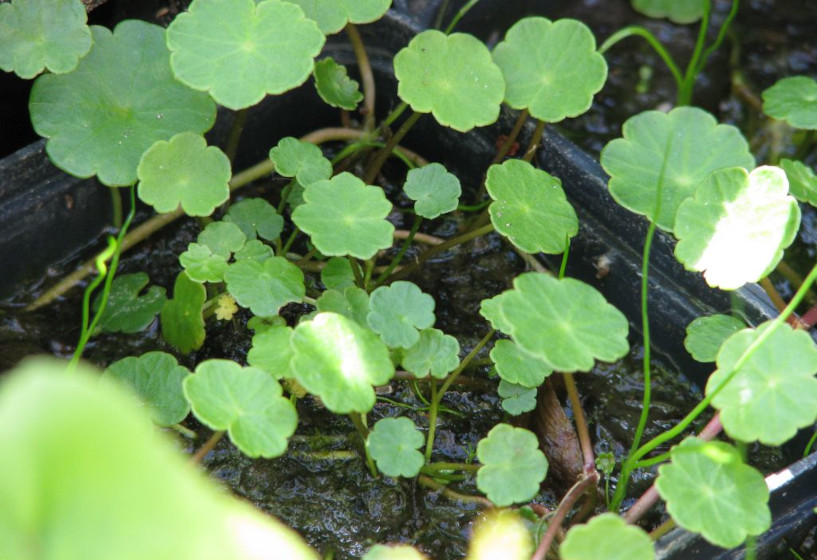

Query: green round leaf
left=167, top=0, right=326, bottom=110
left=235, top=239, right=274, bottom=263
left=490, top=339, right=552, bottom=388
left=476, top=423, right=548, bottom=507
left=631, top=0, right=705, bottom=23
left=706, top=322, right=817, bottom=445
left=179, top=243, right=229, bottom=283
left=321, top=256, right=356, bottom=290
left=486, top=159, right=578, bottom=254
left=313, top=57, right=363, bottom=110
left=137, top=132, right=231, bottom=216
left=292, top=172, right=394, bottom=259
left=247, top=325, right=294, bottom=379
left=780, top=158, right=817, bottom=207
left=492, top=17, right=607, bottom=122
left=363, top=544, right=427, bottom=560
left=197, top=221, right=247, bottom=257
left=403, top=163, right=461, bottom=219
left=93, top=272, right=167, bottom=334
left=684, top=314, right=746, bottom=363
left=316, top=286, right=370, bottom=327
left=284, top=0, right=392, bottom=34
left=184, top=360, right=298, bottom=458
left=762, top=76, right=817, bottom=130
left=224, top=198, right=284, bottom=241
left=674, top=166, right=800, bottom=290
left=481, top=273, right=629, bottom=372
left=290, top=312, right=395, bottom=413
left=29, top=20, right=216, bottom=187
left=161, top=272, right=206, bottom=353
left=367, top=281, right=435, bottom=348
left=600, top=106, right=754, bottom=231
left=0, top=0, right=92, bottom=78
left=269, top=137, right=333, bottom=186
left=401, top=328, right=460, bottom=379
left=104, top=352, right=191, bottom=427
left=394, top=30, right=505, bottom=132
left=224, top=257, right=305, bottom=317
left=367, top=417, right=425, bottom=478
left=498, top=381, right=537, bottom=416
left=560, top=513, right=654, bottom=560
left=656, top=437, right=770, bottom=548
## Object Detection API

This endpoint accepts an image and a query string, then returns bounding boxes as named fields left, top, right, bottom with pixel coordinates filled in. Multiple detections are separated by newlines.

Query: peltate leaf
left=313, top=57, right=363, bottom=110
left=674, top=166, right=800, bottom=290
left=269, top=137, right=333, bottom=186
left=321, top=256, right=356, bottom=290
left=498, top=381, right=537, bottom=416
left=247, top=325, right=294, bottom=379
left=367, top=281, right=435, bottom=348
left=184, top=360, right=298, bottom=458
left=486, top=159, right=578, bottom=253
left=600, top=106, right=754, bottom=231
left=290, top=312, right=394, bottom=413
left=161, top=272, right=206, bottom=353
left=103, top=351, right=191, bottom=426
left=197, top=221, right=247, bottom=257
left=93, top=272, right=166, bottom=334
left=224, top=257, right=305, bottom=317
left=283, top=0, right=392, bottom=34
left=316, top=286, right=370, bottom=327
left=481, top=273, right=629, bottom=372
left=401, top=328, right=460, bottom=379
left=180, top=244, right=229, bottom=283
left=403, top=163, right=461, bottom=219
left=292, top=172, right=394, bottom=259
left=394, top=30, right=505, bottom=132
left=706, top=321, right=817, bottom=445
left=367, top=417, right=424, bottom=478
left=476, top=423, right=548, bottom=507
left=167, top=0, right=325, bottom=110
left=490, top=339, right=552, bottom=388
left=29, top=20, right=216, bottom=186
left=492, top=17, right=607, bottom=122
left=0, top=0, right=92, bottom=78
left=656, top=437, right=770, bottom=548
left=224, top=198, right=284, bottom=241
left=560, top=513, right=654, bottom=560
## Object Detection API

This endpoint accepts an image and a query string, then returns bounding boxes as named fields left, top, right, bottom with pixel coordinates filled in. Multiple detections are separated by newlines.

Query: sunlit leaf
left=466, top=510, right=533, bottom=560
left=600, top=106, right=754, bottom=231
left=167, top=0, right=325, bottom=110
left=363, top=544, right=427, bottom=560
left=656, top=437, right=770, bottom=548
left=674, top=166, right=800, bottom=290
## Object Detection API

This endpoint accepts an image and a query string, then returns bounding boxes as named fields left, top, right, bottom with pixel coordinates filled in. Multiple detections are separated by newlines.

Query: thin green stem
left=424, top=329, right=495, bottom=462
left=558, top=235, right=570, bottom=279
left=350, top=412, right=377, bottom=477
left=381, top=101, right=409, bottom=130
left=531, top=472, right=600, bottom=560
left=191, top=430, right=225, bottom=464
left=599, top=26, right=683, bottom=88
left=634, top=451, right=671, bottom=469
left=443, top=0, right=482, bottom=34
left=694, top=0, right=740, bottom=79
left=492, top=109, right=528, bottom=166
left=109, top=187, right=123, bottom=229
left=225, top=108, right=248, bottom=164
left=804, top=429, right=817, bottom=457
left=678, top=1, right=711, bottom=105
left=523, top=119, right=547, bottom=163
left=364, top=110, right=422, bottom=184
left=374, top=215, right=422, bottom=287
left=280, top=227, right=300, bottom=256
left=388, top=223, right=495, bottom=283
left=348, top=256, right=365, bottom=289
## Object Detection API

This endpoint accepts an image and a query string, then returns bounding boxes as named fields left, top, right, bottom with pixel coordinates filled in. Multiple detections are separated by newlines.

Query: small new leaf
left=780, top=158, right=817, bottom=207
left=498, top=381, right=537, bottom=416
left=403, top=163, right=461, bottom=219
left=656, top=437, right=770, bottom=548
left=224, top=198, right=284, bottom=241
left=684, top=314, right=746, bottom=363
left=316, top=286, right=370, bottom=327
left=486, top=160, right=578, bottom=254
left=0, top=0, right=92, bottom=78
left=313, top=57, right=363, bottom=110
left=476, top=424, right=548, bottom=507
left=367, top=281, right=435, bottom=348
left=490, top=339, right=552, bottom=388
left=161, top=272, right=206, bottom=353
left=367, top=417, right=425, bottom=478
left=762, top=76, right=817, bottom=130
left=394, top=30, right=505, bottom=132
left=93, top=272, right=166, bottom=334
left=224, top=257, right=305, bottom=317
left=184, top=360, right=298, bottom=458
left=103, top=352, right=191, bottom=427
left=269, top=137, right=333, bottom=187
left=401, top=328, right=460, bottom=379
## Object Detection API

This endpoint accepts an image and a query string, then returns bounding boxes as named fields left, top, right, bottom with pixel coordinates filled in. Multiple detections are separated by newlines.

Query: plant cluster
left=1, top=0, right=816, bottom=558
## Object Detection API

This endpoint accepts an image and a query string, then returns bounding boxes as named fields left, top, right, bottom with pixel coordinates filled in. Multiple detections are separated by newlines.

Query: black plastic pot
left=0, top=5, right=815, bottom=559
